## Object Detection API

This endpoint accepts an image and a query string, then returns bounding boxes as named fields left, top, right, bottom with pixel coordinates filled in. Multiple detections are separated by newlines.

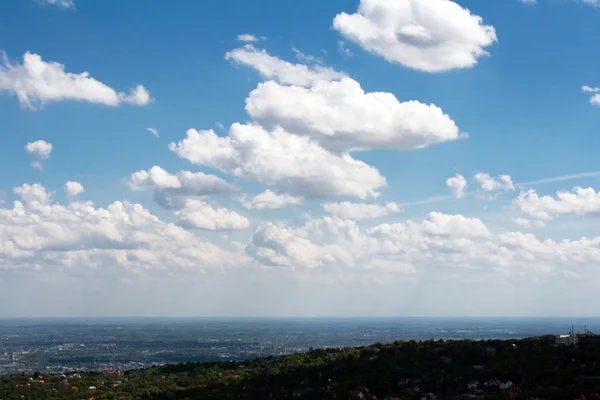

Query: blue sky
left=1, top=0, right=600, bottom=317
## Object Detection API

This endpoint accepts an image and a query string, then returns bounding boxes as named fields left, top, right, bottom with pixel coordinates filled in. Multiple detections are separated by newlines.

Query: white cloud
left=322, top=201, right=400, bottom=220
left=246, top=78, right=461, bottom=153
left=6, top=182, right=600, bottom=313
left=25, top=140, right=53, bottom=169
left=13, top=183, right=53, bottom=205
left=520, top=0, right=537, bottom=4
left=127, top=166, right=236, bottom=209
left=474, top=172, right=515, bottom=193
left=122, top=85, right=151, bottom=106
left=241, top=190, right=303, bottom=210
left=1, top=184, right=243, bottom=274
left=419, top=212, right=491, bottom=237
left=247, top=211, right=600, bottom=281
left=0, top=52, right=151, bottom=108
left=582, top=85, right=600, bottom=105
left=512, top=217, right=545, bottom=228
left=292, top=47, right=323, bottom=64
left=514, top=187, right=600, bottom=220
left=169, top=124, right=386, bottom=199
left=146, top=128, right=159, bottom=138
left=237, top=33, right=259, bottom=42
left=174, top=199, right=250, bottom=231
left=446, top=174, right=467, bottom=199
left=128, top=166, right=182, bottom=191
left=225, top=45, right=346, bottom=86
left=64, top=181, right=85, bottom=197
left=333, top=0, right=497, bottom=72
left=247, top=217, right=370, bottom=269
left=39, top=0, right=75, bottom=9
left=247, top=212, right=491, bottom=271
left=25, top=140, right=53, bottom=159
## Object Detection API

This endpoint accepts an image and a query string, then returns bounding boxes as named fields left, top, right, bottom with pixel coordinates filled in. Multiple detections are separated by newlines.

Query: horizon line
left=0, top=316, right=599, bottom=319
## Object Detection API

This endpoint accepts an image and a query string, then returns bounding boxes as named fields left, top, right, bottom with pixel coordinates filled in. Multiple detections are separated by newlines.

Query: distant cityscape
left=1, top=318, right=598, bottom=376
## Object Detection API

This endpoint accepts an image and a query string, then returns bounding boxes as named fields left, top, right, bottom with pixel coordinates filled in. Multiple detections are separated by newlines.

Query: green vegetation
left=2, top=335, right=600, bottom=399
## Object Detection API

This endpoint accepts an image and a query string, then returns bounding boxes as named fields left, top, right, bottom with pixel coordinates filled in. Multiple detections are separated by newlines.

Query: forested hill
left=2, top=335, right=600, bottom=399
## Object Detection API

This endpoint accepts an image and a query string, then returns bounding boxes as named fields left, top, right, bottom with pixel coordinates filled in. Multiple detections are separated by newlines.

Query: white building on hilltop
left=556, top=327, right=579, bottom=346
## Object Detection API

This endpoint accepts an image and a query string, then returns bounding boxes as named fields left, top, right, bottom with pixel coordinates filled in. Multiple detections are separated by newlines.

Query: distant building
left=484, top=379, right=501, bottom=387
left=499, top=381, right=513, bottom=390
left=556, top=332, right=578, bottom=346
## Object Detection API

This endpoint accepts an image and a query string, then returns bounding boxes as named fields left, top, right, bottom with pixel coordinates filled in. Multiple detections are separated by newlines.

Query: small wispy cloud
left=517, top=171, right=600, bottom=187
left=292, top=47, right=323, bottom=65
left=398, top=194, right=454, bottom=208
left=237, top=33, right=259, bottom=42
left=338, top=41, right=353, bottom=57
left=37, top=0, right=75, bottom=9
left=519, top=0, right=600, bottom=7
left=146, top=128, right=159, bottom=138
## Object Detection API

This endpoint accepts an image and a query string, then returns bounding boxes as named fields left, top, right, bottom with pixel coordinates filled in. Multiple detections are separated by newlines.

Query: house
left=485, top=379, right=501, bottom=387
left=500, top=381, right=513, bottom=390
left=467, top=381, right=480, bottom=390
left=88, top=386, right=97, bottom=390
